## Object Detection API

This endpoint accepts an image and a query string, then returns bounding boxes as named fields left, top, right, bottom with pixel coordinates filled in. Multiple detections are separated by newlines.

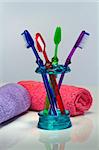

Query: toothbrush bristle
left=22, top=33, right=30, bottom=48
left=78, top=32, right=90, bottom=49
left=21, top=30, right=34, bottom=49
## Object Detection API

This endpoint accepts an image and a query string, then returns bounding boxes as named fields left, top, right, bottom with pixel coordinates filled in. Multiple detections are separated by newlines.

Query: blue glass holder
left=36, top=64, right=72, bottom=130
left=35, top=64, right=71, bottom=75
left=38, top=109, right=72, bottom=130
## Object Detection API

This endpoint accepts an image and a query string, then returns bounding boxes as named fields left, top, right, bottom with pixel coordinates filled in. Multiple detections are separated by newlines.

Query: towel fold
left=60, top=84, right=93, bottom=116
left=0, top=83, right=31, bottom=124
left=18, top=81, right=93, bottom=116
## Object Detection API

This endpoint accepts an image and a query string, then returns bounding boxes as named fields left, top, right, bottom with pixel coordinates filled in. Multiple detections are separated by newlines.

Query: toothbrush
left=35, top=33, right=56, bottom=113
left=58, top=31, right=90, bottom=88
left=52, top=27, right=61, bottom=65
left=21, top=30, right=57, bottom=115
left=44, top=26, right=61, bottom=112
left=35, top=33, right=66, bottom=115
left=44, top=79, right=55, bottom=115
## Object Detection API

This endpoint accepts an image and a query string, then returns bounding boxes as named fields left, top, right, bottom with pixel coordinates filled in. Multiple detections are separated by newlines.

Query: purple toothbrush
left=58, top=31, right=90, bottom=88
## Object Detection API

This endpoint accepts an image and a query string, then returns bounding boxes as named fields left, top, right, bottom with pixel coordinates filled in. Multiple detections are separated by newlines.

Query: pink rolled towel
left=18, top=81, right=93, bottom=116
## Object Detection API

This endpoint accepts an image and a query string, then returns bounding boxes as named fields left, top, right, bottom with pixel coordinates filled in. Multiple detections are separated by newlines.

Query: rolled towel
left=18, top=81, right=93, bottom=116
left=0, top=83, right=31, bottom=124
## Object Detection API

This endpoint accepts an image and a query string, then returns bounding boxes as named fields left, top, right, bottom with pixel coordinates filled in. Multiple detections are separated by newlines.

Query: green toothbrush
left=44, top=26, right=62, bottom=114
left=52, top=26, right=61, bottom=65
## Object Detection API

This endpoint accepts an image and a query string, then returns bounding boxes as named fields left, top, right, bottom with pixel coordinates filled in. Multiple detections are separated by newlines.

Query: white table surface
left=0, top=86, right=99, bottom=150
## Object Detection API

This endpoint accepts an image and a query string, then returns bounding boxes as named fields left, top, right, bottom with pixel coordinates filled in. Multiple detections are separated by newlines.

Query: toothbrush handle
left=49, top=74, right=65, bottom=114
left=42, top=73, right=57, bottom=115
left=43, top=50, right=50, bottom=64
left=58, top=72, right=65, bottom=89
left=65, top=47, right=76, bottom=64
left=54, top=44, right=58, bottom=58
left=44, top=80, right=57, bottom=110
left=52, top=44, right=59, bottom=65
left=58, top=47, right=76, bottom=89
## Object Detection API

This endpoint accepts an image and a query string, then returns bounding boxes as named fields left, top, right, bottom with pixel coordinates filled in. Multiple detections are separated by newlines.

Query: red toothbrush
left=35, top=33, right=65, bottom=114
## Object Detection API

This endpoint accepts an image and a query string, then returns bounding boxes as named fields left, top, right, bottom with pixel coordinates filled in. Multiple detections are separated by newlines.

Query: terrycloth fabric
left=18, top=81, right=93, bottom=116
left=0, top=83, right=31, bottom=124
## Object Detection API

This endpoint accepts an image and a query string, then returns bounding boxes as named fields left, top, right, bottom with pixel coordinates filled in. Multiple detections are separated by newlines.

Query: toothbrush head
left=21, top=30, right=34, bottom=48
left=35, top=33, right=46, bottom=52
left=54, top=26, right=61, bottom=45
left=75, top=31, right=90, bottom=49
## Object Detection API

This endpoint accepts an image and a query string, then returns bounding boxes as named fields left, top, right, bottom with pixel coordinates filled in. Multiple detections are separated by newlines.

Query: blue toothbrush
left=21, top=30, right=57, bottom=115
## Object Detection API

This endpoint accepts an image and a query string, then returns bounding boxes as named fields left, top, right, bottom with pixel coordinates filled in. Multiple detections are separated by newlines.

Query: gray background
left=0, top=2, right=98, bottom=86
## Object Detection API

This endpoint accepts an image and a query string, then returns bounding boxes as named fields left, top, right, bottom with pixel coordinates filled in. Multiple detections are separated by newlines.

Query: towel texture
left=18, top=81, right=93, bottom=116
left=0, top=83, right=31, bottom=124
